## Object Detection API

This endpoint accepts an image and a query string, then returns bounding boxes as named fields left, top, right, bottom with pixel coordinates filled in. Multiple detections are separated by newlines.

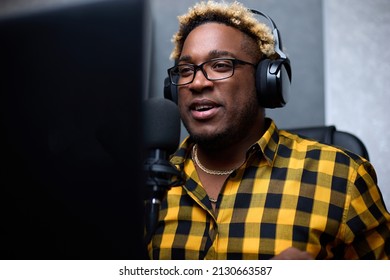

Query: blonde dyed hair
left=170, top=0, right=276, bottom=61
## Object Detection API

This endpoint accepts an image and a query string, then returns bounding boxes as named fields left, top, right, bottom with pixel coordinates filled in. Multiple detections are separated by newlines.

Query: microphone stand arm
left=144, top=149, right=183, bottom=246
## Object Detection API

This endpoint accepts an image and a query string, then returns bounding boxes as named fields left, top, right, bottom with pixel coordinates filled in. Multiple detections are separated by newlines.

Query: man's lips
left=189, top=100, right=221, bottom=120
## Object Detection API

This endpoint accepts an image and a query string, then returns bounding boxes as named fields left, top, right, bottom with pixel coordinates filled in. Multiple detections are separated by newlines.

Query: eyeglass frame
left=167, top=57, right=257, bottom=86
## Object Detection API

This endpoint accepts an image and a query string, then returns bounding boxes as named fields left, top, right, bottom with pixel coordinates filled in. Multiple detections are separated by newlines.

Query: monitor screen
left=0, top=0, right=149, bottom=259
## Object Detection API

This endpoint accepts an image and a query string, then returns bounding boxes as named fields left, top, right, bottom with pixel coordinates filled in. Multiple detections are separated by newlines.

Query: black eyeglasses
left=167, top=58, right=256, bottom=86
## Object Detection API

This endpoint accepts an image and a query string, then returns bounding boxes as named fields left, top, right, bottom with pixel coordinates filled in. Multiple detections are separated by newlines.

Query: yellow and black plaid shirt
left=149, top=119, right=390, bottom=259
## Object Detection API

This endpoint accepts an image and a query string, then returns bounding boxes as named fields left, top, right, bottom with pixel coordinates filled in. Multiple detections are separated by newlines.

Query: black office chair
left=286, top=125, right=370, bottom=160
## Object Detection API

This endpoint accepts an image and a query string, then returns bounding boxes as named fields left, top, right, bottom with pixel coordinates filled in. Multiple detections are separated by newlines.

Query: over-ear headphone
left=164, top=9, right=292, bottom=109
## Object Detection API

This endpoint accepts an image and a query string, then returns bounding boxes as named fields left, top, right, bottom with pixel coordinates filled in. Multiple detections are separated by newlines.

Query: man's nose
left=189, top=68, right=212, bottom=89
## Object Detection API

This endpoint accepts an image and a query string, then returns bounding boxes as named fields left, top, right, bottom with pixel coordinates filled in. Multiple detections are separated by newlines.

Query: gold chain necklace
left=192, top=144, right=235, bottom=176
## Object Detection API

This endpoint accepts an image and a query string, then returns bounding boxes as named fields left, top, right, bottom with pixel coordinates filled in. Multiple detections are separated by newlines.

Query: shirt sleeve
left=342, top=160, right=390, bottom=259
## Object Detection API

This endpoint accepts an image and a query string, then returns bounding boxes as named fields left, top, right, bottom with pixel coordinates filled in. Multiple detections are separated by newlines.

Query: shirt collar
left=170, top=118, right=280, bottom=167
left=257, top=118, right=279, bottom=166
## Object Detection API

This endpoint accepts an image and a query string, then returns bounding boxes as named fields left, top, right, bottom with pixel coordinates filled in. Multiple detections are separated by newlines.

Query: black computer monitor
left=0, top=0, right=149, bottom=259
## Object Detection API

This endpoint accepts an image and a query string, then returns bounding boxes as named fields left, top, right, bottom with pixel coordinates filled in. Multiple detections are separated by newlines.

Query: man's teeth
left=195, top=105, right=213, bottom=111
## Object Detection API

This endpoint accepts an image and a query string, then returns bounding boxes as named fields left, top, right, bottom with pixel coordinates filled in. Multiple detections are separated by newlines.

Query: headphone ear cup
left=255, top=58, right=291, bottom=108
left=255, top=59, right=271, bottom=107
left=164, top=76, right=178, bottom=104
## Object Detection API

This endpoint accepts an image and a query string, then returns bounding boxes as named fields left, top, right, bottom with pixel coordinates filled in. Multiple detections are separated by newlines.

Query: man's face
left=177, top=22, right=262, bottom=148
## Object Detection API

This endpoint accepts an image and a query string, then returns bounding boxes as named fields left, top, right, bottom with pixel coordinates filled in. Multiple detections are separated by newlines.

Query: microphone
left=143, top=97, right=183, bottom=244
left=144, top=97, right=181, bottom=154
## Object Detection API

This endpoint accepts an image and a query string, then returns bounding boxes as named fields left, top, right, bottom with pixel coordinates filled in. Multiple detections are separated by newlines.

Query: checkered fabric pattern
left=149, top=118, right=390, bottom=259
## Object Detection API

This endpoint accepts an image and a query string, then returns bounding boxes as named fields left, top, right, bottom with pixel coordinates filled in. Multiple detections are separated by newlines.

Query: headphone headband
left=250, top=9, right=287, bottom=60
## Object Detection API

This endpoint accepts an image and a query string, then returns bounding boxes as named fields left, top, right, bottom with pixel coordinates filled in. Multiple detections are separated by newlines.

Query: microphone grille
left=143, top=97, right=181, bottom=154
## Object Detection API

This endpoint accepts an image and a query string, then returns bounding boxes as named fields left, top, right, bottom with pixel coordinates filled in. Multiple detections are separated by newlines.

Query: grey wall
left=323, top=0, right=390, bottom=207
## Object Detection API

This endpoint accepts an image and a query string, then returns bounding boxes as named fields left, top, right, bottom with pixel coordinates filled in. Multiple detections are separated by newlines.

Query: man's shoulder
left=278, top=129, right=367, bottom=165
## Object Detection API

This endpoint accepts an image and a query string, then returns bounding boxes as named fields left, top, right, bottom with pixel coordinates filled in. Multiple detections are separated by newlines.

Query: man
left=149, top=0, right=390, bottom=259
